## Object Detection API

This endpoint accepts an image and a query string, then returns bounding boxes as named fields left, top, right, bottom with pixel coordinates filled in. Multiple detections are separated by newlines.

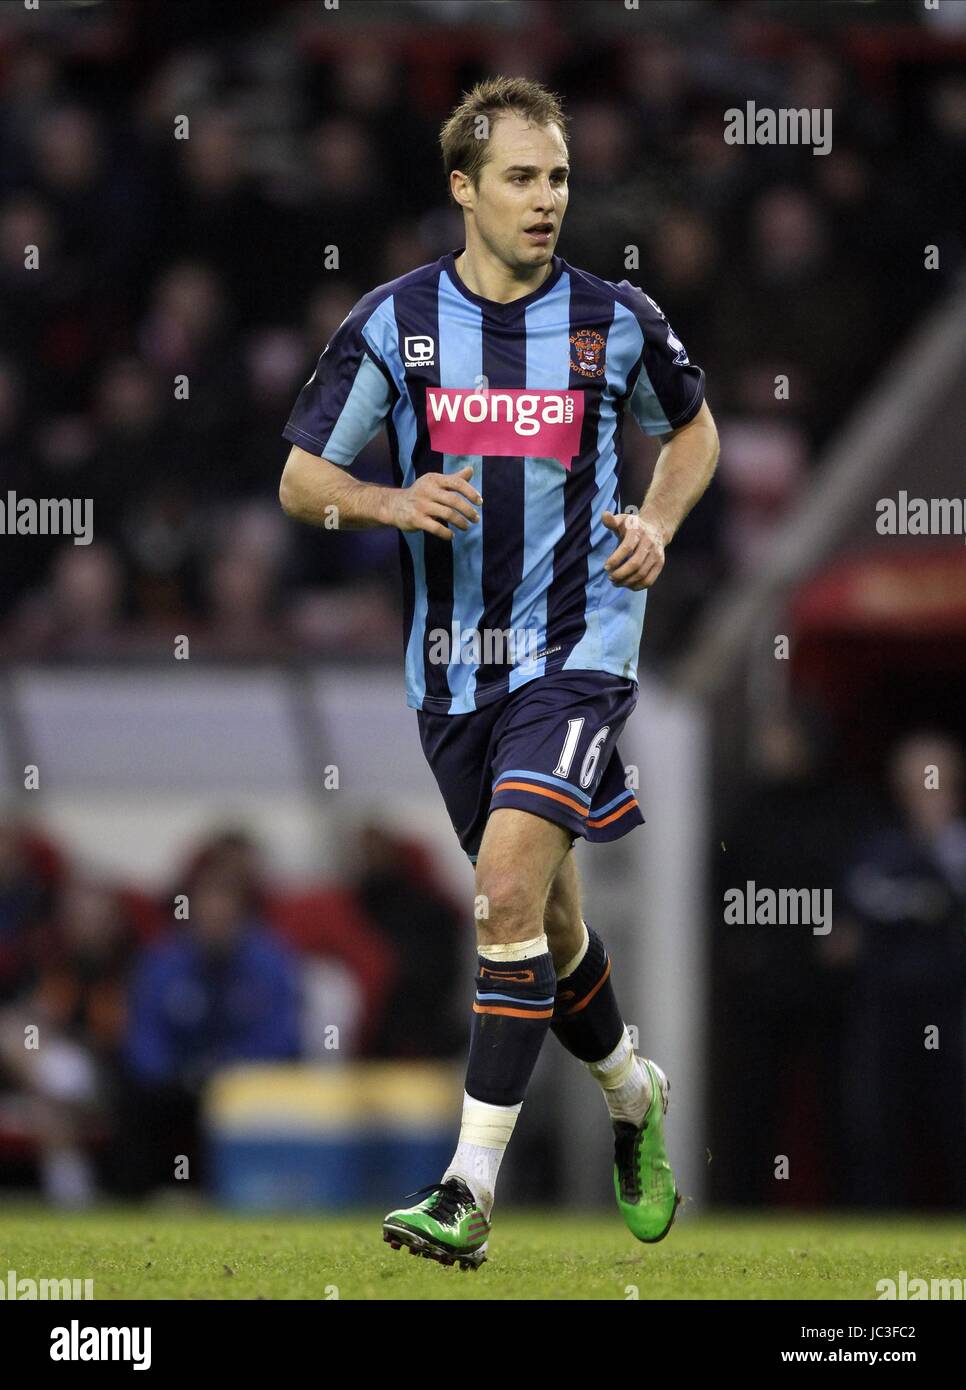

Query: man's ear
left=450, top=171, right=469, bottom=210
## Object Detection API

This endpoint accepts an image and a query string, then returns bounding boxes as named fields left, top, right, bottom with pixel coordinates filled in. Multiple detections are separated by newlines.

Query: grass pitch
left=0, top=1203, right=962, bottom=1300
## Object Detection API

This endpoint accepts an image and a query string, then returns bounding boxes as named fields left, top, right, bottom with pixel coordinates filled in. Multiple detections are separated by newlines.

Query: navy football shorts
left=417, top=669, right=645, bottom=862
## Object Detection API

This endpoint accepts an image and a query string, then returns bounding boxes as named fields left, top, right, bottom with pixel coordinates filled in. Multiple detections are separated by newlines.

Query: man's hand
left=386, top=464, right=481, bottom=541
left=602, top=508, right=668, bottom=590
left=599, top=400, right=719, bottom=587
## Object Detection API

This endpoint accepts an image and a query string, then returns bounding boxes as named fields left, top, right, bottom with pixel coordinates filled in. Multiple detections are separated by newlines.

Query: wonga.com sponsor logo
left=425, top=387, right=584, bottom=468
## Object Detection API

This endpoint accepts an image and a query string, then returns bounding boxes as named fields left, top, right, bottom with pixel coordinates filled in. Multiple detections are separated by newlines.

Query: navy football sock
left=464, top=935, right=556, bottom=1107
left=551, top=923, right=625, bottom=1063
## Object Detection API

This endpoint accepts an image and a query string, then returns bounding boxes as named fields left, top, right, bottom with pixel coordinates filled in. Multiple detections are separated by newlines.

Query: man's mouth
left=524, top=222, right=554, bottom=242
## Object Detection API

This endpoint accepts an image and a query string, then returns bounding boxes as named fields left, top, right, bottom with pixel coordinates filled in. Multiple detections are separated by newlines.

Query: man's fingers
left=604, top=532, right=640, bottom=573
left=439, top=473, right=483, bottom=507
left=610, top=556, right=652, bottom=584
left=635, top=560, right=663, bottom=589
left=612, top=554, right=665, bottom=589
left=427, top=502, right=471, bottom=532
left=421, top=516, right=454, bottom=541
left=609, top=544, right=658, bottom=585
left=431, top=488, right=478, bottom=523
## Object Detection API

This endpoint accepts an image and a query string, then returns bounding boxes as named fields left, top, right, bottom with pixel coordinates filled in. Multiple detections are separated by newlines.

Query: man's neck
left=454, top=247, right=552, bottom=305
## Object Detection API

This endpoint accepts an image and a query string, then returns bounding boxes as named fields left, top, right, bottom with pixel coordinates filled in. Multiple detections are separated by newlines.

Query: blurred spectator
left=177, top=825, right=395, bottom=1055
left=177, top=828, right=268, bottom=918
left=553, top=101, right=648, bottom=276
left=716, top=369, right=810, bottom=577
left=7, top=541, right=128, bottom=659
left=195, top=504, right=293, bottom=657
left=353, top=824, right=465, bottom=1059
left=154, top=108, right=266, bottom=318
left=88, top=357, right=172, bottom=532
left=839, top=732, right=966, bottom=1209
left=0, top=876, right=135, bottom=1207
left=138, top=261, right=244, bottom=463
left=235, top=328, right=307, bottom=497
left=118, top=864, right=299, bottom=1196
left=711, top=705, right=873, bottom=1206
left=0, top=818, right=58, bottom=1004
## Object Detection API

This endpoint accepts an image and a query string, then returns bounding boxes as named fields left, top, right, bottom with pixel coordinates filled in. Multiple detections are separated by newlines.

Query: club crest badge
left=569, top=328, right=606, bottom=378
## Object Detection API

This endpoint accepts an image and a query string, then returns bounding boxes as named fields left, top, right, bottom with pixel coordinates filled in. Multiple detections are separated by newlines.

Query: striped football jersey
left=283, top=249, right=704, bottom=714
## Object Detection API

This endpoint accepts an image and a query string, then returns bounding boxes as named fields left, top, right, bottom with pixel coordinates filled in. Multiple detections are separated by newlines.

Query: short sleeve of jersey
left=620, top=284, right=705, bottom=437
left=282, top=298, right=395, bottom=467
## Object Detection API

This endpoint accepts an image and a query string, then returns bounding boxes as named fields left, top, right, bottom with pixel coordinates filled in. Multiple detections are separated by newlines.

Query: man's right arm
left=279, top=444, right=481, bottom=542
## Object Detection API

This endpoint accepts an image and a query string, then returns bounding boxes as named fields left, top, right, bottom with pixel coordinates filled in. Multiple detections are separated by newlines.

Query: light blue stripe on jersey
left=494, top=767, right=592, bottom=806
left=365, top=296, right=428, bottom=703
left=565, top=299, right=647, bottom=678
left=508, top=273, right=572, bottom=693
left=592, top=788, right=636, bottom=817
left=476, top=993, right=555, bottom=1006
left=319, top=353, right=393, bottom=467
left=438, top=274, right=485, bottom=713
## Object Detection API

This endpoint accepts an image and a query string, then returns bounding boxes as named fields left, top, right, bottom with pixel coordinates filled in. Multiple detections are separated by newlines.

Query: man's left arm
left=603, top=399, right=719, bottom=591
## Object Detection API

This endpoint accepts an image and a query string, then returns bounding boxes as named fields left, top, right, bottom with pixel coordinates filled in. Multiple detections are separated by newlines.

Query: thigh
left=473, top=808, right=573, bottom=945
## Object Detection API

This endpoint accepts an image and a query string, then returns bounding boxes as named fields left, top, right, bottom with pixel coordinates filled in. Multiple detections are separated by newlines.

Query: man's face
left=458, top=111, right=569, bottom=273
left=194, top=876, right=246, bottom=952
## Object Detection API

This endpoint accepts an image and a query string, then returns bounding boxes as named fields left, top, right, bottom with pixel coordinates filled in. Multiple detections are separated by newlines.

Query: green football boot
left=613, top=1058, right=681, bottom=1243
left=383, top=1177, right=490, bottom=1270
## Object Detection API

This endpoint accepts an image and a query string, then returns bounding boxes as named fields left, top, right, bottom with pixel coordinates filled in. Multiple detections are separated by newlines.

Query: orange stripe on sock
left=565, top=956, right=611, bottom=1015
left=492, top=781, right=588, bottom=817
left=472, top=1002, right=555, bottom=1020
left=587, top=797, right=639, bottom=829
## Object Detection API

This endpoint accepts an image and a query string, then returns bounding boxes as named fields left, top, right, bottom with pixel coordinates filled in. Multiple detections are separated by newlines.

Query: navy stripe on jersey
left=385, top=408, right=417, bottom=677
left=472, top=302, right=528, bottom=699
left=282, top=249, right=706, bottom=715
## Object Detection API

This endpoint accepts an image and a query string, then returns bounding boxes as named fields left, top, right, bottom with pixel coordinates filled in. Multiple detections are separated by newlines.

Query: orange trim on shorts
left=564, top=957, right=612, bottom=1015
left=586, top=797, right=639, bottom=829
left=492, top=780, right=588, bottom=818
left=473, top=1002, right=555, bottom=1020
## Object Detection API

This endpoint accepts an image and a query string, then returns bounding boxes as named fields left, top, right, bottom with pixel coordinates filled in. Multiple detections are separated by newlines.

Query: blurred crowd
left=1, top=2, right=964, bottom=662
left=0, top=817, right=465, bottom=1205
left=4, top=717, right=964, bottom=1211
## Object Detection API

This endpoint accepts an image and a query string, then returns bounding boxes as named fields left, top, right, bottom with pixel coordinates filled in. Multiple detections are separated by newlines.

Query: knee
left=475, top=866, right=544, bottom=946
